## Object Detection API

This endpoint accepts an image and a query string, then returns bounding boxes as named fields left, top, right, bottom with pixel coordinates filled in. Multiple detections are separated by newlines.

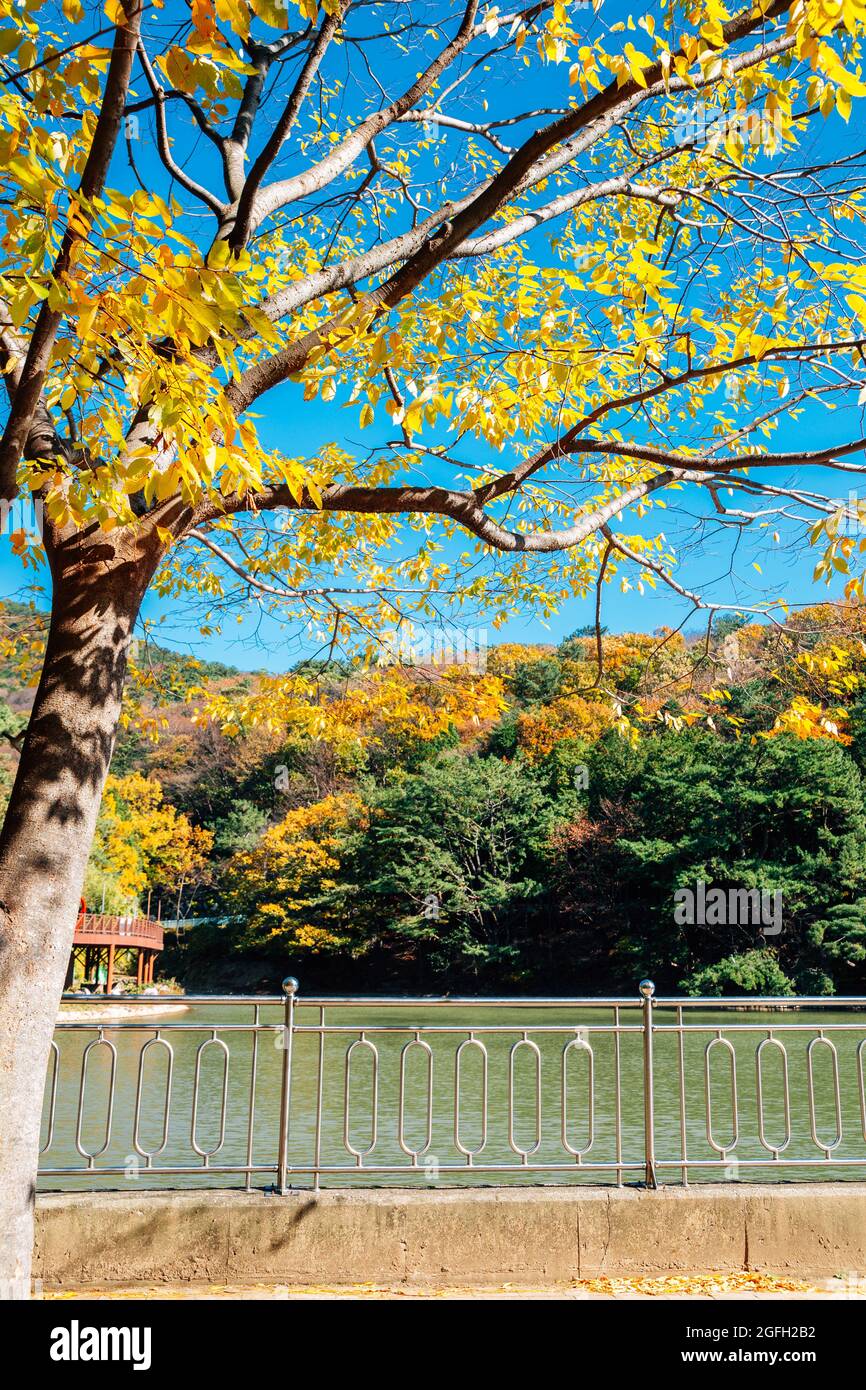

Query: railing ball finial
left=638, top=978, right=655, bottom=999
left=282, top=976, right=299, bottom=997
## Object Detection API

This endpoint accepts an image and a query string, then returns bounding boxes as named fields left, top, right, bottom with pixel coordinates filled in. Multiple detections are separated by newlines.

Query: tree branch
left=0, top=0, right=144, bottom=500
left=136, top=38, right=227, bottom=215
left=228, top=2, right=350, bottom=249
left=229, top=0, right=797, bottom=412
left=246, top=0, right=483, bottom=232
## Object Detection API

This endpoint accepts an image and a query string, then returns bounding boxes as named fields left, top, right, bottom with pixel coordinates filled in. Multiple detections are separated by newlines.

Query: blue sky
left=0, top=0, right=861, bottom=670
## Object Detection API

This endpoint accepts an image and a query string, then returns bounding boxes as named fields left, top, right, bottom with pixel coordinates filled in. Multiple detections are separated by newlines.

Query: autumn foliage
left=84, top=771, right=212, bottom=913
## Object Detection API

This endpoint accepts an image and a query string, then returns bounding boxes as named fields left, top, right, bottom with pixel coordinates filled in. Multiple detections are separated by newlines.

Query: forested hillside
left=3, top=600, right=866, bottom=996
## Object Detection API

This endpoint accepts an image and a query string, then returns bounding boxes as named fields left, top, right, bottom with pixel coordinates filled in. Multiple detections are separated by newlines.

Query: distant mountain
left=0, top=598, right=246, bottom=706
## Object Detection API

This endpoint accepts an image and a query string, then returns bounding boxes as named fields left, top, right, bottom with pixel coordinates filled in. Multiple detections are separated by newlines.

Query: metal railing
left=38, top=978, right=866, bottom=1191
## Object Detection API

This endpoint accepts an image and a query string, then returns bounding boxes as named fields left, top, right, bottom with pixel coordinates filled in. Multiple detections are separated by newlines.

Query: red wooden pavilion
left=65, top=906, right=164, bottom=992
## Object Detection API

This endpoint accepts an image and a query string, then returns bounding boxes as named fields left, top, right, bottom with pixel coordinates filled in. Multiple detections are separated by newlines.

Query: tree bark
left=0, top=527, right=158, bottom=1295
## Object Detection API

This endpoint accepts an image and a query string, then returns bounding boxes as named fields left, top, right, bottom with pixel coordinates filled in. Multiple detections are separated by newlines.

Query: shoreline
left=58, top=1001, right=190, bottom=1020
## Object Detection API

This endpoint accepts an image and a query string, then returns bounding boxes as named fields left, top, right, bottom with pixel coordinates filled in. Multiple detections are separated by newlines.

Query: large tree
left=2, top=0, right=866, bottom=1290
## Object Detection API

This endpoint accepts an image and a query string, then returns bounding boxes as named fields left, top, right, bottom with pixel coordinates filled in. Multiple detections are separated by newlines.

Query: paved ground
left=40, top=1274, right=866, bottom=1300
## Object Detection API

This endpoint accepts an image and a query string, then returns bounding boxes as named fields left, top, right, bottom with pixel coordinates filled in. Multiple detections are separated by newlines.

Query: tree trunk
left=0, top=532, right=157, bottom=1295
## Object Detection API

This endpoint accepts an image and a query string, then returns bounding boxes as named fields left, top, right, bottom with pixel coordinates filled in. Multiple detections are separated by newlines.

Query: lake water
left=38, top=1000, right=866, bottom=1191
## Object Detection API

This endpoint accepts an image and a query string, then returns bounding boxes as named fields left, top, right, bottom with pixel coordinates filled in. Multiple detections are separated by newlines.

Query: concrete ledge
left=34, top=1185, right=866, bottom=1287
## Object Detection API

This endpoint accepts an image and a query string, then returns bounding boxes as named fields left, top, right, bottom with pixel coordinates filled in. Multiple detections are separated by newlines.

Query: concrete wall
left=34, top=1185, right=866, bottom=1287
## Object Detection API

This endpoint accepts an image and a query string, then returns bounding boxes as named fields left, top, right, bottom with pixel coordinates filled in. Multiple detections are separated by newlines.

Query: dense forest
left=3, top=600, right=866, bottom=997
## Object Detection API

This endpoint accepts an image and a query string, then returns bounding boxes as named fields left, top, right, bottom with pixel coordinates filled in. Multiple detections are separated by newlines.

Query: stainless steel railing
left=38, top=978, right=866, bottom=1190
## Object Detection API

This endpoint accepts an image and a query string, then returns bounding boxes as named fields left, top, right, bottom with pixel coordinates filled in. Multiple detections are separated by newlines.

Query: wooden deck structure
left=65, top=912, right=164, bottom=992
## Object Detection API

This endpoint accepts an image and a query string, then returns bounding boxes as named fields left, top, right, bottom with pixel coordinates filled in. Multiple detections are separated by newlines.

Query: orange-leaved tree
left=85, top=770, right=213, bottom=912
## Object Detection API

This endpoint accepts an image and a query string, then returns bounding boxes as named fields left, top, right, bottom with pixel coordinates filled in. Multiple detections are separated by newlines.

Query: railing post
left=639, top=979, right=657, bottom=1189
left=277, top=975, right=298, bottom=1195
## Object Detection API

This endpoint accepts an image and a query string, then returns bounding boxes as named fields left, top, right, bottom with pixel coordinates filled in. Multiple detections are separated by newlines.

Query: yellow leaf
left=214, top=0, right=250, bottom=37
